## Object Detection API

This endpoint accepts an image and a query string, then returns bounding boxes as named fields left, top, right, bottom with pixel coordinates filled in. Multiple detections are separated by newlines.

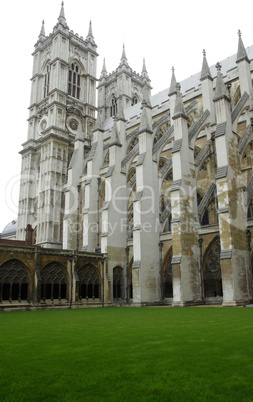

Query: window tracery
left=68, top=63, right=81, bottom=99
left=78, top=264, right=100, bottom=300
left=110, top=96, right=117, bottom=117
left=40, top=262, right=67, bottom=300
left=203, top=238, right=222, bottom=297
left=0, top=259, right=30, bottom=302
left=44, top=64, right=51, bottom=98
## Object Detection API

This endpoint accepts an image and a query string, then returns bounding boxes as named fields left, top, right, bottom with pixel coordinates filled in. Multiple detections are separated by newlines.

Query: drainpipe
left=97, top=177, right=101, bottom=251
left=246, top=230, right=252, bottom=300
left=125, top=246, right=129, bottom=303
left=101, top=257, right=105, bottom=307
left=158, top=241, right=163, bottom=304
left=69, top=254, right=73, bottom=309
left=76, top=184, right=81, bottom=251
left=198, top=238, right=205, bottom=304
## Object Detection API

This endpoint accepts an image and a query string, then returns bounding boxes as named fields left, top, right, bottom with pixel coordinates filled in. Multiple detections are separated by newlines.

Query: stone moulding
left=133, top=191, right=143, bottom=202
left=215, top=165, right=228, bottom=179
left=171, top=256, right=182, bottom=264
left=132, top=260, right=141, bottom=269
left=136, top=153, right=146, bottom=166
left=170, top=179, right=182, bottom=192
left=105, top=166, right=114, bottom=178
left=215, top=122, right=226, bottom=138
left=220, top=249, right=232, bottom=259
left=172, top=139, right=182, bottom=153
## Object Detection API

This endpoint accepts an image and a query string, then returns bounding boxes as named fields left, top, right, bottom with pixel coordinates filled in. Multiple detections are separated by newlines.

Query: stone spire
left=139, top=89, right=152, bottom=134
left=100, top=58, right=107, bottom=78
left=110, top=121, right=122, bottom=147
left=141, top=58, right=149, bottom=79
left=116, top=96, right=126, bottom=121
left=200, top=50, right=212, bottom=81
left=173, top=84, right=187, bottom=119
left=169, top=67, right=177, bottom=96
left=38, top=20, right=46, bottom=42
left=120, top=44, right=128, bottom=66
left=94, top=110, right=104, bottom=132
left=86, top=21, right=96, bottom=45
left=214, top=62, right=230, bottom=102
left=57, top=1, right=68, bottom=28
left=236, top=30, right=249, bottom=64
left=142, top=85, right=152, bottom=109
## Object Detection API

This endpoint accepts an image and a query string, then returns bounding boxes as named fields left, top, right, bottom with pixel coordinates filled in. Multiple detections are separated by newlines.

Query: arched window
left=40, top=262, right=67, bottom=301
left=78, top=264, right=100, bottom=300
left=68, top=63, right=81, bottom=99
left=132, top=96, right=138, bottom=106
left=203, top=238, right=222, bottom=298
left=110, top=96, right=117, bottom=117
left=0, top=259, right=30, bottom=302
left=162, top=248, right=173, bottom=299
left=44, top=64, right=51, bottom=98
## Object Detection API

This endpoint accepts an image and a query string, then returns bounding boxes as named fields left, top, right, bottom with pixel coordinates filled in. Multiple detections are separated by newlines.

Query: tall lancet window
left=110, top=96, right=117, bottom=117
left=68, top=63, right=81, bottom=99
left=44, top=64, right=51, bottom=98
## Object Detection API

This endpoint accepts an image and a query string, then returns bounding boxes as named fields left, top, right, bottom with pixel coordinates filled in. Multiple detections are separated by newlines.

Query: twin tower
left=16, top=3, right=253, bottom=306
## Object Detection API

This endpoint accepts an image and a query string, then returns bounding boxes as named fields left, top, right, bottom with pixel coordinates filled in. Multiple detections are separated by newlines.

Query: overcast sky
left=0, top=0, right=252, bottom=231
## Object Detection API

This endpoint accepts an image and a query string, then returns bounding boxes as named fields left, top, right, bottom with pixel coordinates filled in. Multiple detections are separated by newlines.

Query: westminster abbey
left=0, top=3, right=253, bottom=309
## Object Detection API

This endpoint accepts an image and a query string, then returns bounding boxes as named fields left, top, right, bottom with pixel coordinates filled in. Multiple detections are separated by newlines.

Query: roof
left=102, top=44, right=253, bottom=131
left=0, top=219, right=18, bottom=238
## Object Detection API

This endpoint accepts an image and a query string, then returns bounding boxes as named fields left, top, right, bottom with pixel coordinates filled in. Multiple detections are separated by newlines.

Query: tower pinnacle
left=38, top=20, right=46, bottom=42
left=169, top=67, right=177, bottom=96
left=57, top=1, right=68, bottom=28
left=236, top=29, right=249, bottom=63
left=120, top=44, right=128, bottom=66
left=200, top=49, right=212, bottom=81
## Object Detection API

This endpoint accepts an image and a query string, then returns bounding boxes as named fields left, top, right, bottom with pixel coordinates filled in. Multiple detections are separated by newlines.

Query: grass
left=0, top=307, right=253, bottom=402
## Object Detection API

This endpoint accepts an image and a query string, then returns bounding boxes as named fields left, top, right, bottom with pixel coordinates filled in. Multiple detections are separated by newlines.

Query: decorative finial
left=215, top=62, right=222, bottom=71
left=203, top=49, right=206, bottom=57
left=172, top=66, right=175, bottom=73
left=238, top=29, right=242, bottom=37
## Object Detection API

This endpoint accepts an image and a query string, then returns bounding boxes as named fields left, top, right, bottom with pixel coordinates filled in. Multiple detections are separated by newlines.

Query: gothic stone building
left=1, top=3, right=253, bottom=309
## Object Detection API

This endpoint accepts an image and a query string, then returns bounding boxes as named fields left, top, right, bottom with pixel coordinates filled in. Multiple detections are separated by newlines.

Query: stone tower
left=17, top=3, right=98, bottom=248
left=97, top=46, right=152, bottom=121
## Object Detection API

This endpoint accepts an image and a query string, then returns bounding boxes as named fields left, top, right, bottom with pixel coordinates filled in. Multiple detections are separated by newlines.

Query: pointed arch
left=202, top=237, right=222, bottom=298
left=77, top=263, right=101, bottom=300
left=0, top=259, right=31, bottom=302
left=43, top=62, right=51, bottom=98
left=162, top=247, right=173, bottom=299
left=110, top=95, right=117, bottom=117
left=131, top=95, right=138, bottom=106
left=40, top=261, right=68, bottom=301
left=68, top=62, right=81, bottom=99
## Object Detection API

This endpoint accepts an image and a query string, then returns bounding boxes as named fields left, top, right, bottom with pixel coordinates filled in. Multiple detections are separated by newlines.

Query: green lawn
left=0, top=307, right=253, bottom=402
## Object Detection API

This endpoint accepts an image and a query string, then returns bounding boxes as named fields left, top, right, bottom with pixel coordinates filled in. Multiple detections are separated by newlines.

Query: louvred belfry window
left=68, top=63, right=81, bottom=99
left=44, top=64, right=51, bottom=98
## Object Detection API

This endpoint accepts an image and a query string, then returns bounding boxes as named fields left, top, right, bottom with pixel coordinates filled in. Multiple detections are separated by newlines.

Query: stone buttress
left=170, top=85, right=201, bottom=306
left=213, top=60, right=251, bottom=305
left=132, top=96, right=160, bottom=305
